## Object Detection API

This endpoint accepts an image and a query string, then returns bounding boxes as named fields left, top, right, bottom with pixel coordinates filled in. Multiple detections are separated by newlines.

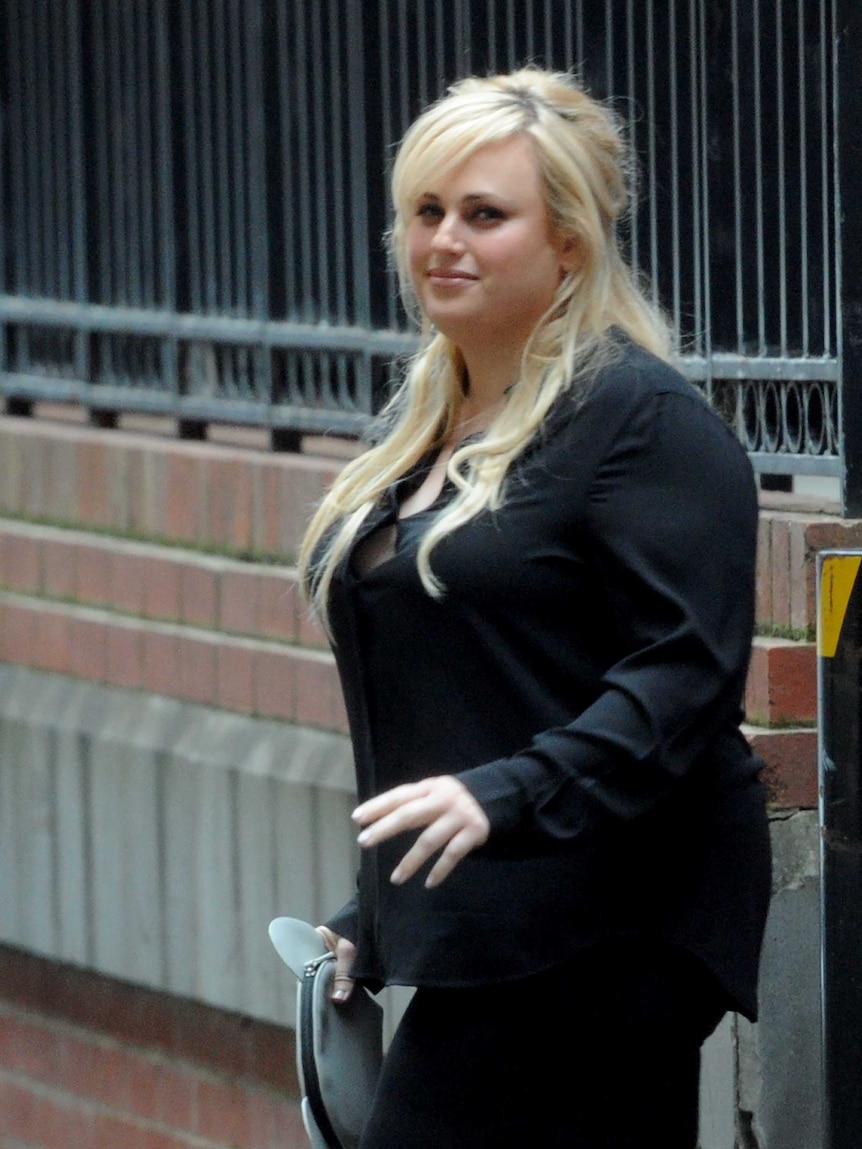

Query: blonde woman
left=299, top=68, right=770, bottom=1149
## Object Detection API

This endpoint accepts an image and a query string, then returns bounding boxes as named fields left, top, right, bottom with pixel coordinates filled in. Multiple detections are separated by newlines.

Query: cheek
left=405, top=227, right=429, bottom=275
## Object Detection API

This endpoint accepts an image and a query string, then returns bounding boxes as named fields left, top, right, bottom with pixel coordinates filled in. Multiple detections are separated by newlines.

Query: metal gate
left=0, top=2, right=850, bottom=484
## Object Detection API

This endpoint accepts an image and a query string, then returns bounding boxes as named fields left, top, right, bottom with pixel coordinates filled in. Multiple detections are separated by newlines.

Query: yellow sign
left=819, top=555, right=862, bottom=658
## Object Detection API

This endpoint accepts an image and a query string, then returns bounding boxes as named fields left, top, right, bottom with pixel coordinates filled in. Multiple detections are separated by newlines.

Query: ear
left=556, top=232, right=582, bottom=274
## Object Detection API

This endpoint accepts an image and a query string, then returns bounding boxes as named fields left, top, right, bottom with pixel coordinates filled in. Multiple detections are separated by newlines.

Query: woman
left=299, top=67, right=771, bottom=1149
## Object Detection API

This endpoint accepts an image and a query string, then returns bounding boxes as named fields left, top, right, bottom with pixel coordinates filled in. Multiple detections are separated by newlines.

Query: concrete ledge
left=0, top=665, right=355, bottom=1026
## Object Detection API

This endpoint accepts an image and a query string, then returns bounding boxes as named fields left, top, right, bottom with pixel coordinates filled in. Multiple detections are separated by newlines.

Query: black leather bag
left=269, top=917, right=384, bottom=1149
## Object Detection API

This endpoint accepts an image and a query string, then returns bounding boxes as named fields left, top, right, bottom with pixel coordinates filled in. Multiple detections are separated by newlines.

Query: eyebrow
left=416, top=191, right=514, bottom=207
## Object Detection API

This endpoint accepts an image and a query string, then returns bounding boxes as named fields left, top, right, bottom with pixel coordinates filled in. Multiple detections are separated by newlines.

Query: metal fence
left=0, top=1, right=846, bottom=476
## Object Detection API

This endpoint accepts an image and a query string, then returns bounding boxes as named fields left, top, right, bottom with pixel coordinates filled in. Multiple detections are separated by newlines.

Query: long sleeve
left=458, top=385, right=759, bottom=840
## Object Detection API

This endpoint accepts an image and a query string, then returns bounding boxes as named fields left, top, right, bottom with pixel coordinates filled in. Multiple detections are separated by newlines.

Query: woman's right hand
left=315, top=925, right=357, bottom=1003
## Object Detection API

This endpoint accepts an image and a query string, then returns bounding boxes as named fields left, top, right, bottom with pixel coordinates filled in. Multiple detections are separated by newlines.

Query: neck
left=458, top=341, right=525, bottom=417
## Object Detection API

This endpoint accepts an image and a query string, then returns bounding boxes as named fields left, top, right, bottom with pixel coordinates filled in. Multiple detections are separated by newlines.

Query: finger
left=352, top=782, right=429, bottom=826
left=356, top=793, right=443, bottom=847
left=424, top=825, right=488, bottom=888
left=315, top=925, right=340, bottom=954
left=332, top=937, right=357, bottom=1004
left=388, top=814, right=463, bottom=884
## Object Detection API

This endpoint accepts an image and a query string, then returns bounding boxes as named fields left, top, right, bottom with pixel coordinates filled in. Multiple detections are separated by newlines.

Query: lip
left=426, top=268, right=479, bottom=282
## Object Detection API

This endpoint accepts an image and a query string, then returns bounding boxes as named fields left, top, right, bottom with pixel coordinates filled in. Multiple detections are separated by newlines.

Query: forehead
left=414, top=134, right=544, bottom=201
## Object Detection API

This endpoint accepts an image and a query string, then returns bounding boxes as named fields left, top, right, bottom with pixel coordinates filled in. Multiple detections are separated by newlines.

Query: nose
left=430, top=211, right=464, bottom=253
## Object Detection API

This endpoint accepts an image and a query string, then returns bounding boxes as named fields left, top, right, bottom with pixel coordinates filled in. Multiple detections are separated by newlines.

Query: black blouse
left=325, top=337, right=771, bottom=1021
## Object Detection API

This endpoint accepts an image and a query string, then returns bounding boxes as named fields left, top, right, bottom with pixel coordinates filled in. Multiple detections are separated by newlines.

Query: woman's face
left=404, top=134, right=575, bottom=352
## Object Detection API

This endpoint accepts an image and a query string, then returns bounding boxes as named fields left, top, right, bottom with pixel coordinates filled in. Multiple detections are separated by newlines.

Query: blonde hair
left=299, top=67, right=673, bottom=624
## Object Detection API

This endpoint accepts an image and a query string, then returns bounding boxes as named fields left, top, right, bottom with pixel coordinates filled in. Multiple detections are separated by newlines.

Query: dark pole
left=837, top=2, right=862, bottom=515
left=820, top=552, right=862, bottom=1149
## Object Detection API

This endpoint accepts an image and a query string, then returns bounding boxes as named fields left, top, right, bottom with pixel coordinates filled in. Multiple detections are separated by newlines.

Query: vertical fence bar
left=277, top=0, right=295, bottom=319
left=153, top=0, right=179, bottom=395
left=67, top=0, right=89, bottom=378
left=668, top=0, right=681, bottom=338
left=645, top=0, right=659, bottom=307
left=179, top=4, right=200, bottom=314
left=821, top=0, right=833, bottom=358
left=310, top=3, right=330, bottom=322
left=776, top=0, right=788, bottom=357
left=797, top=0, right=810, bottom=357
left=697, top=0, right=711, bottom=371
left=836, top=1, right=862, bottom=516
left=753, top=3, right=767, bottom=355
left=346, top=0, right=369, bottom=326
left=731, top=0, right=744, bottom=352
left=625, top=0, right=638, bottom=276
left=688, top=1, right=703, bottom=357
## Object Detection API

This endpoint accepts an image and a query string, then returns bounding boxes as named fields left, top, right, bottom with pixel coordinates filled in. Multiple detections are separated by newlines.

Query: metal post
left=819, top=550, right=862, bottom=1148
left=836, top=4, right=862, bottom=514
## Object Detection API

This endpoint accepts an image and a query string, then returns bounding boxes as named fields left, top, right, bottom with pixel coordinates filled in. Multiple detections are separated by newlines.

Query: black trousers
left=360, top=939, right=727, bottom=1149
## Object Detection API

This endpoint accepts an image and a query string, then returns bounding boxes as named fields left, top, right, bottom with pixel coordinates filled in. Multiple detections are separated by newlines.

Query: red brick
left=1, top=601, right=36, bottom=664
left=220, top=569, right=259, bottom=635
left=129, top=446, right=168, bottom=538
left=217, top=642, right=255, bottom=713
left=745, top=638, right=817, bottom=727
left=110, top=549, right=148, bottom=615
left=194, top=1076, right=252, bottom=1146
left=3, top=532, right=42, bottom=593
left=251, top=460, right=285, bottom=557
left=0, top=1006, right=56, bottom=1078
left=179, top=561, right=219, bottom=628
left=105, top=622, right=143, bottom=689
left=745, top=725, right=818, bottom=808
left=75, top=542, right=112, bottom=607
left=296, top=597, right=327, bottom=649
left=148, top=1062, right=197, bottom=1131
left=0, top=1077, right=96, bottom=1148
left=253, top=648, right=296, bottom=721
left=33, top=608, right=72, bottom=674
left=788, top=518, right=814, bottom=635
left=206, top=455, right=254, bottom=551
left=246, top=1090, right=307, bottom=1149
left=294, top=653, right=346, bottom=732
left=256, top=570, right=297, bottom=642
left=142, top=628, right=182, bottom=697
left=42, top=537, right=77, bottom=599
left=77, top=439, right=110, bottom=527
left=0, top=426, right=25, bottom=513
left=165, top=453, right=202, bottom=543
left=177, top=633, right=218, bottom=706
left=755, top=515, right=772, bottom=627
left=68, top=615, right=108, bottom=682
left=141, top=555, right=182, bottom=621
left=45, top=436, right=80, bottom=522
left=770, top=519, right=791, bottom=629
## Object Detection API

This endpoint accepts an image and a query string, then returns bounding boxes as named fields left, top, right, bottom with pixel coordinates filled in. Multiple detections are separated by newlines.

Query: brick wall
left=0, top=944, right=307, bottom=1149
left=0, top=410, right=849, bottom=1148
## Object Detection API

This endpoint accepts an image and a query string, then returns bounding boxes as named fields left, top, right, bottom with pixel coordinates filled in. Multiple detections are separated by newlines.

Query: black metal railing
left=0, top=1, right=849, bottom=484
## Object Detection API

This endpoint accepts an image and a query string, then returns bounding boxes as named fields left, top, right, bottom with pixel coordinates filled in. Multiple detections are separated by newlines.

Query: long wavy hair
left=298, top=67, right=673, bottom=626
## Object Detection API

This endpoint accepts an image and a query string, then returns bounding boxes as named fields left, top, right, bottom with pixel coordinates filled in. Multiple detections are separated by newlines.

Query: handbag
left=268, top=917, right=384, bottom=1149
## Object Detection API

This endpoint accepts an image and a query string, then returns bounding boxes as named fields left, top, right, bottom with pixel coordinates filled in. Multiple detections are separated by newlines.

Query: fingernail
left=332, top=989, right=348, bottom=1002
left=390, top=868, right=403, bottom=885
left=357, top=829, right=371, bottom=846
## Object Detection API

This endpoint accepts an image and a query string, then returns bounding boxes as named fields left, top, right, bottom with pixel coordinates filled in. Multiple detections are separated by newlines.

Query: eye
left=415, top=201, right=443, bottom=222
left=468, top=204, right=506, bottom=225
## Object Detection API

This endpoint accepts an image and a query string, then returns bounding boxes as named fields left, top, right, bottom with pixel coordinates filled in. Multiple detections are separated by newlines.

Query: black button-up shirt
left=326, top=337, right=771, bottom=1021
